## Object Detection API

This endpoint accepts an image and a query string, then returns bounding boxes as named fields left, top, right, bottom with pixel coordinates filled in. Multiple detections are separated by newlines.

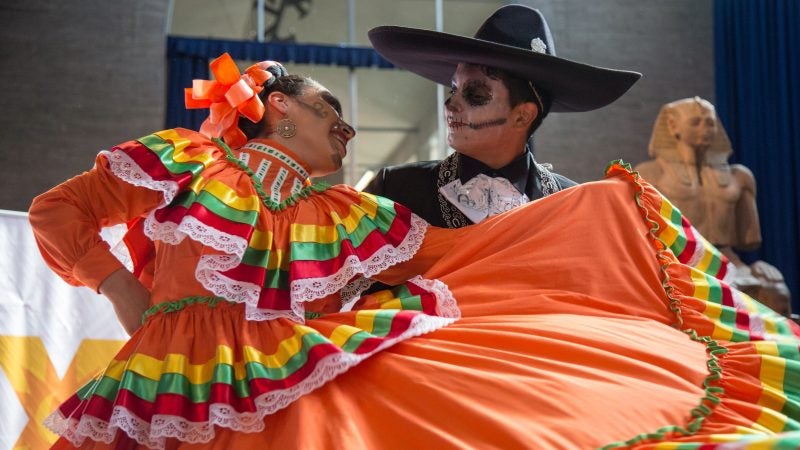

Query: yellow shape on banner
left=0, top=336, right=124, bottom=449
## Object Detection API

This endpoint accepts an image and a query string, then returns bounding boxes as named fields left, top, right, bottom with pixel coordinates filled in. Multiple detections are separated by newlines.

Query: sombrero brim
left=369, top=26, right=642, bottom=113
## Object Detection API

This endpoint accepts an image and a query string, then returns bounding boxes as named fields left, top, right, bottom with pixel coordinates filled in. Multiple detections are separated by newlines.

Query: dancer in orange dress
left=31, top=54, right=457, bottom=449
left=30, top=54, right=800, bottom=449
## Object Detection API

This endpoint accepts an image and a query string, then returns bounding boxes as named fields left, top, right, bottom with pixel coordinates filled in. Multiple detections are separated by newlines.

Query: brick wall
left=529, top=0, right=714, bottom=182
left=0, top=0, right=168, bottom=211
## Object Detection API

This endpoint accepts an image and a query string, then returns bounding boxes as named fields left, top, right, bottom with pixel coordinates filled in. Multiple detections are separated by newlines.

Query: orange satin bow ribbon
left=185, top=53, right=281, bottom=148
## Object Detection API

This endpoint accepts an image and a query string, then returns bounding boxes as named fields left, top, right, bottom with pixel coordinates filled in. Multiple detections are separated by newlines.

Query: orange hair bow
left=185, top=53, right=284, bottom=148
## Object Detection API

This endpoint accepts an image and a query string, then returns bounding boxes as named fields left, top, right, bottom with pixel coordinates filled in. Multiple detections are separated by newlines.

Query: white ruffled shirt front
left=439, top=174, right=529, bottom=224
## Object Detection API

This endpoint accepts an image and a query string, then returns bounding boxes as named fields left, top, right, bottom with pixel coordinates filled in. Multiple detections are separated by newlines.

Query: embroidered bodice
left=235, top=140, right=311, bottom=205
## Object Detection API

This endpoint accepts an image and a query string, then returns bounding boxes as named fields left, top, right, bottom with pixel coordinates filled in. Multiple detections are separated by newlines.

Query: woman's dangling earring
left=276, top=117, right=297, bottom=138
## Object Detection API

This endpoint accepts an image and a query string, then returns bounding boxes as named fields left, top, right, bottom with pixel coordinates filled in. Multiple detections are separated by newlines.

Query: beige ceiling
left=170, top=0, right=506, bottom=185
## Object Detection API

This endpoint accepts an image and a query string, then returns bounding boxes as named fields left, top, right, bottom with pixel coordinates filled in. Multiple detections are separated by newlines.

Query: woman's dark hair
left=480, top=65, right=552, bottom=138
left=239, top=74, right=318, bottom=140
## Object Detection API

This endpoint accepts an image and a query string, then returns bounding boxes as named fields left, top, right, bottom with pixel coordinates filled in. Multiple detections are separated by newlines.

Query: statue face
left=445, top=63, right=515, bottom=158
left=669, top=103, right=718, bottom=151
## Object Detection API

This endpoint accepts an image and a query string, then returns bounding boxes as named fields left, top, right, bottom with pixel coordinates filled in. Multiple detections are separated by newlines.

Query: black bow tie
left=458, top=152, right=530, bottom=196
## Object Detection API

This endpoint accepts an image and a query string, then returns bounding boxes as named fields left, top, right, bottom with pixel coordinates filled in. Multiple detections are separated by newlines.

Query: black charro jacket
left=363, top=151, right=577, bottom=228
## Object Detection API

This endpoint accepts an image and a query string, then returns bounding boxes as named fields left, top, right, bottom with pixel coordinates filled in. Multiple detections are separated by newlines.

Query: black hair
left=479, top=66, right=552, bottom=138
left=238, top=74, right=320, bottom=141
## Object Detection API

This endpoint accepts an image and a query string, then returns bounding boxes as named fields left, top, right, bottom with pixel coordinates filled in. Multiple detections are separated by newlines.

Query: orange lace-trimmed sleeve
left=29, top=153, right=163, bottom=292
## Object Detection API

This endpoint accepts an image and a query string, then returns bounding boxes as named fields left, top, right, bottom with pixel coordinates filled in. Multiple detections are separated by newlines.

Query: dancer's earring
left=276, top=118, right=297, bottom=138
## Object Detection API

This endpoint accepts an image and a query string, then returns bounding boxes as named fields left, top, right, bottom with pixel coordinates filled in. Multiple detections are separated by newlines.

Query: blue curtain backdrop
left=166, top=36, right=393, bottom=131
left=714, top=0, right=799, bottom=311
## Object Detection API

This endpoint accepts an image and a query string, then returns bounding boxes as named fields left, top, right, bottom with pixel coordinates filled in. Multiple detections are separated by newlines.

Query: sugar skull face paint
left=445, top=63, right=514, bottom=156
left=455, top=79, right=494, bottom=107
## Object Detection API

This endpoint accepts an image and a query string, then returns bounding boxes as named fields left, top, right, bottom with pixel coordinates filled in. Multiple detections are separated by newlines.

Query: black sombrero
left=368, top=4, right=641, bottom=113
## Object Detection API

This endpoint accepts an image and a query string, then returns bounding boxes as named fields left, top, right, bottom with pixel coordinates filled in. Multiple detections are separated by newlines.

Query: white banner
left=0, top=209, right=127, bottom=450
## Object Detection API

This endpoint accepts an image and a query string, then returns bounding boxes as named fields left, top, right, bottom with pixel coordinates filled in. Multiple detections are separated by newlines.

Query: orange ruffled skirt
left=54, top=164, right=800, bottom=449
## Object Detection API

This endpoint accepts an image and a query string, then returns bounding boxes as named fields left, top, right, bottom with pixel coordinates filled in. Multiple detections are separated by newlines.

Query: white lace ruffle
left=407, top=275, right=461, bottom=319
left=290, top=213, right=428, bottom=305
left=244, top=304, right=303, bottom=322
left=47, top=307, right=458, bottom=450
left=339, top=276, right=376, bottom=311
left=103, top=150, right=179, bottom=207
left=144, top=215, right=249, bottom=257
left=291, top=254, right=364, bottom=303
left=195, top=254, right=259, bottom=304
left=43, top=411, right=89, bottom=447
left=111, top=408, right=166, bottom=448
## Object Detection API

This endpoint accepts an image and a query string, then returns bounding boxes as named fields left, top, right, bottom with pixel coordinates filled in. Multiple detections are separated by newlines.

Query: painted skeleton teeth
left=447, top=116, right=506, bottom=130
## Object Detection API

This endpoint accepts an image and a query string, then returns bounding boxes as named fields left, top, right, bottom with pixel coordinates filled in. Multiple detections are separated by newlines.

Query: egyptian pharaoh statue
left=636, top=97, right=791, bottom=315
